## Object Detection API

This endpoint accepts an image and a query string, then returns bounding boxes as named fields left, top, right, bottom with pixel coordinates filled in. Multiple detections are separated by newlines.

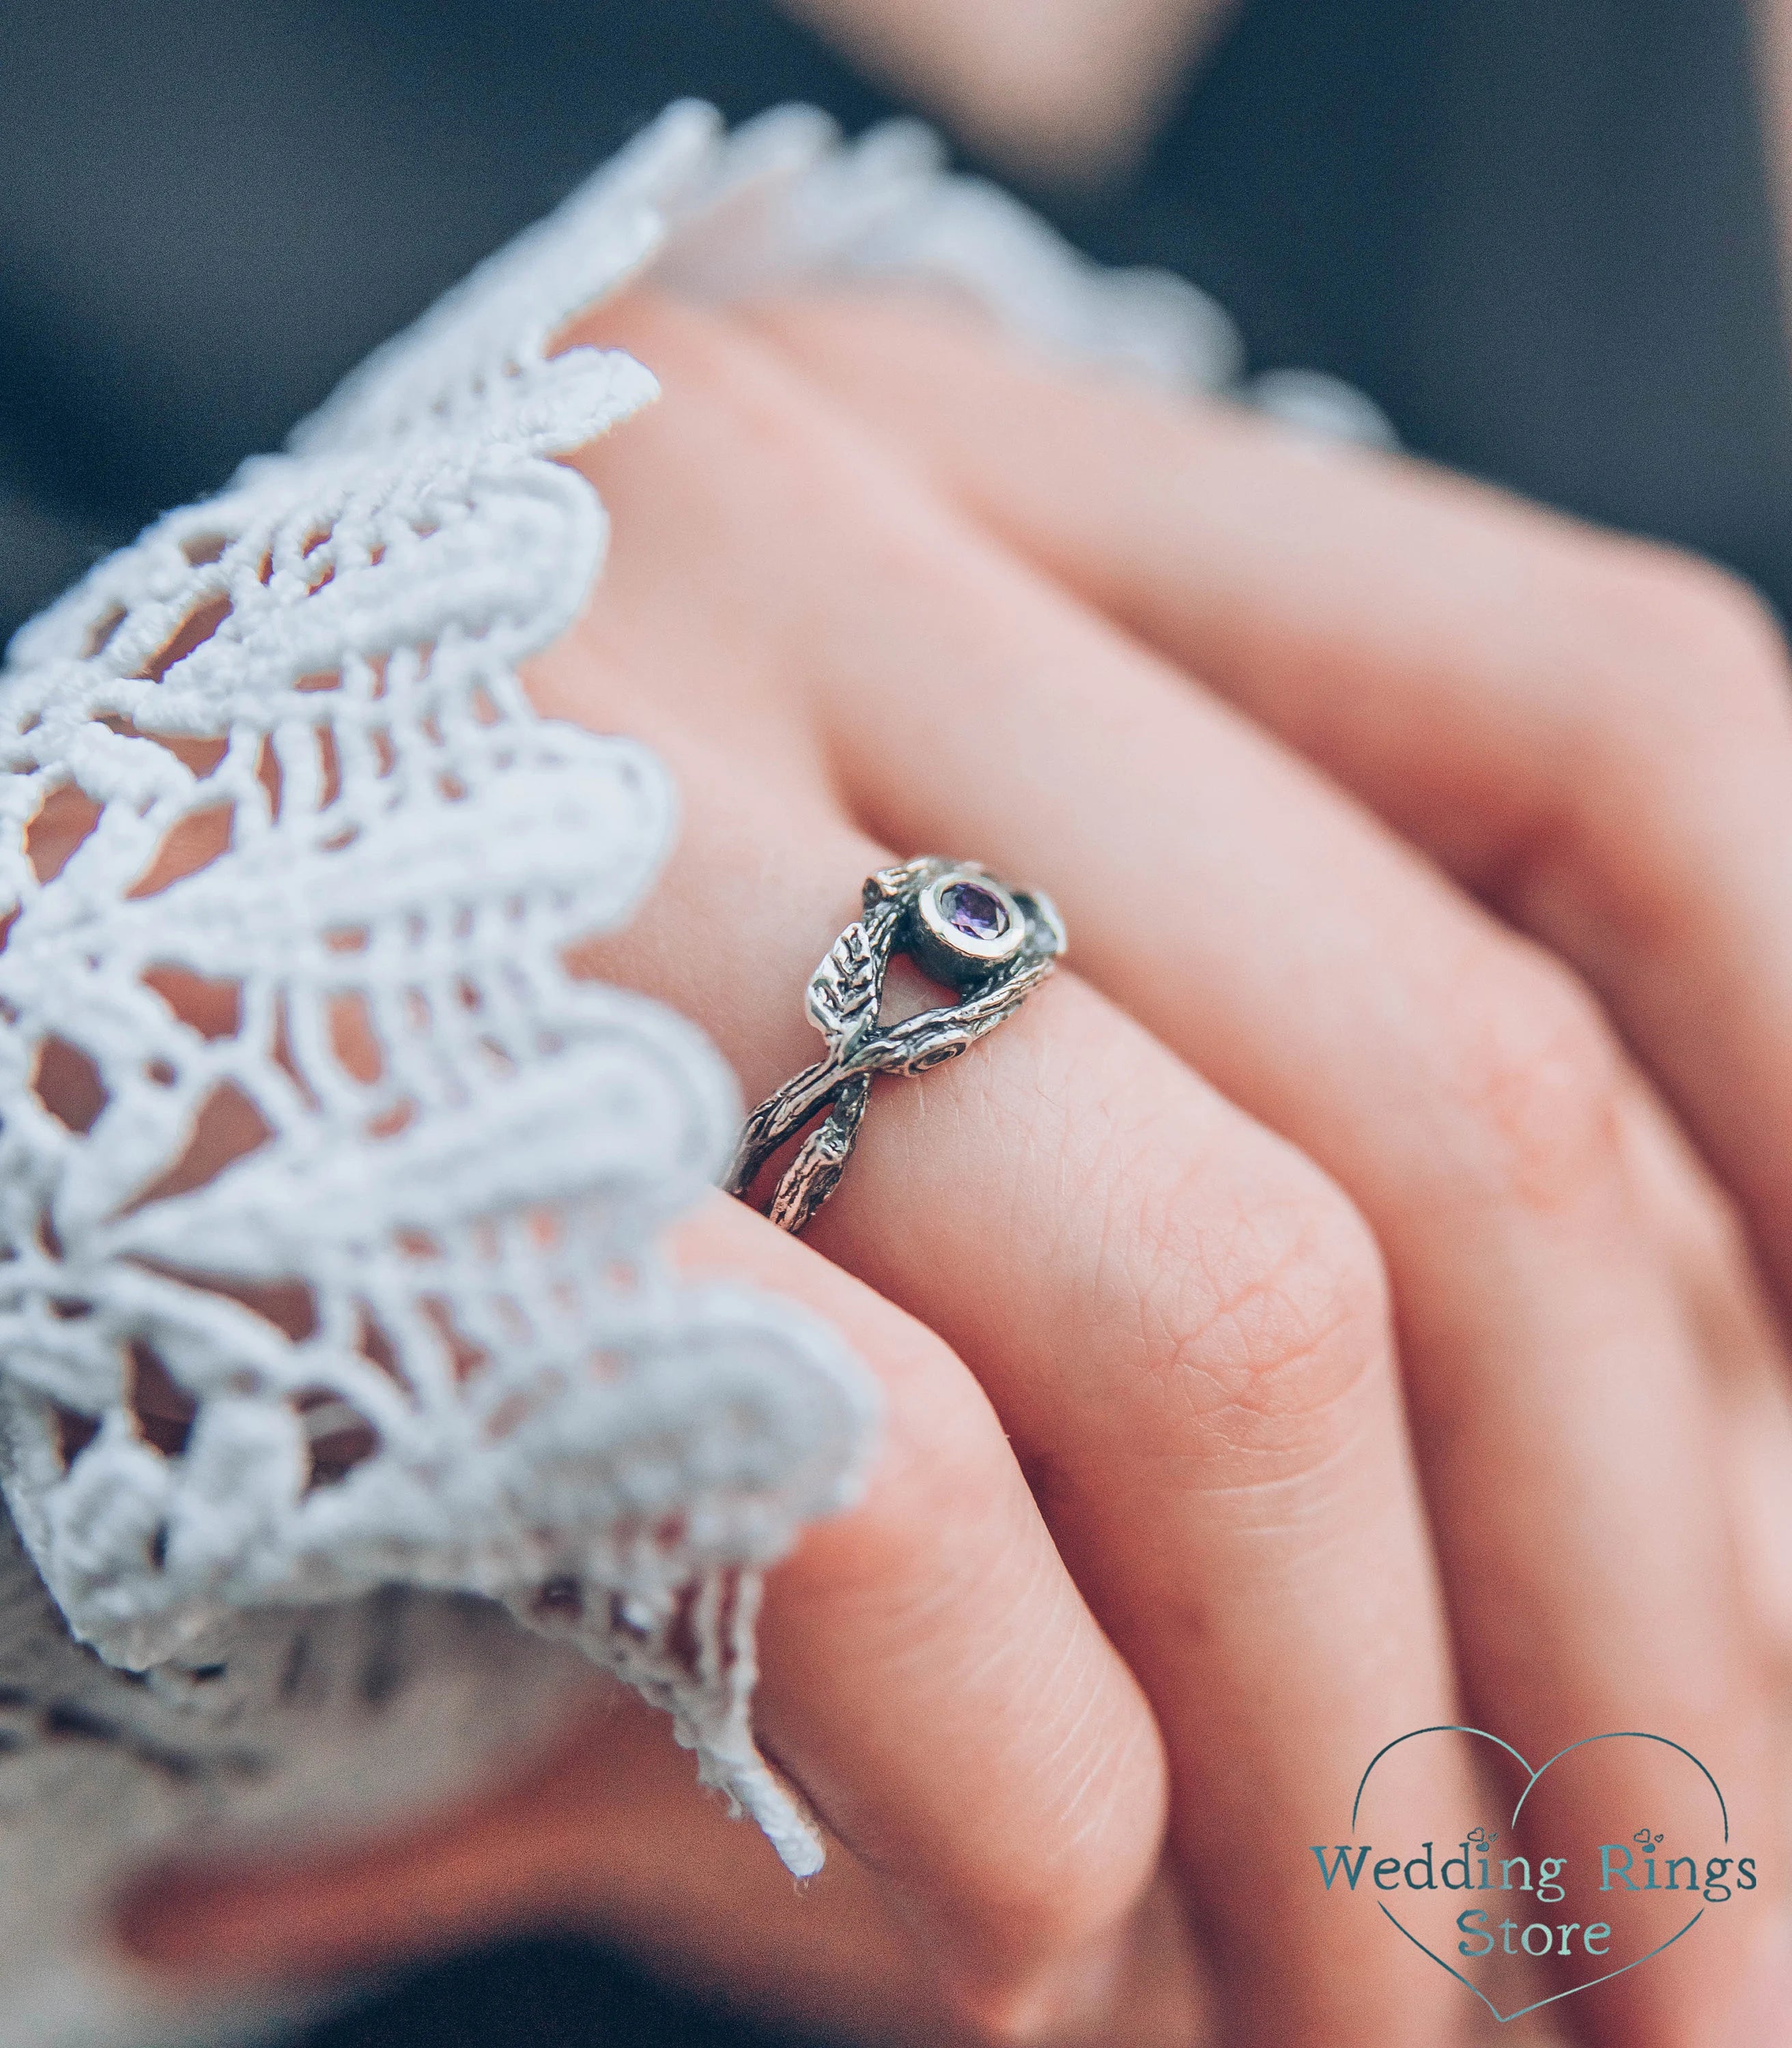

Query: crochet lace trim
left=0, top=100, right=1386, bottom=1892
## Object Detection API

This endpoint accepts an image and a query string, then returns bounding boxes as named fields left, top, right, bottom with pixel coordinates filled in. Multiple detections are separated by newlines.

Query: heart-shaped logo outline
left=1351, top=1724, right=1728, bottom=2025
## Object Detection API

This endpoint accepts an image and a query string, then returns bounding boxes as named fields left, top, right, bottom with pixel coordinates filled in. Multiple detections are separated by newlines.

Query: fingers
left=120, top=1683, right=1206, bottom=2048
left=1609, top=1077, right=1792, bottom=1668
left=797, top=973, right=1472, bottom=2048
left=676, top=1192, right=1173, bottom=2034
left=532, top=636, right=1469, bottom=2045
left=771, top=451, right=1777, bottom=2044
left=119, top=1188, right=1182, bottom=2045
left=554, top=291, right=1781, bottom=2045
left=750, top=295, right=1792, bottom=1336
left=118, top=1684, right=989, bottom=2043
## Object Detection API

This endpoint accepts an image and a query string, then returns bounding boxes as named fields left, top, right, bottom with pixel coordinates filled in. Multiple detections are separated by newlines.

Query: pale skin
left=94, top=3, right=1792, bottom=2040
left=107, top=283, right=1792, bottom=2048
left=769, top=0, right=1238, bottom=180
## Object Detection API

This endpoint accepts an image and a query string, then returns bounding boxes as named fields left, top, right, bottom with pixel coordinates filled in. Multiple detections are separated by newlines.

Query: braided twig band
left=726, top=858, right=1066, bottom=1235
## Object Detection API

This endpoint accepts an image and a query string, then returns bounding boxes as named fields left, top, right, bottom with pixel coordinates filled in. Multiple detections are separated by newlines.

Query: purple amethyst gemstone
left=939, top=879, right=1009, bottom=942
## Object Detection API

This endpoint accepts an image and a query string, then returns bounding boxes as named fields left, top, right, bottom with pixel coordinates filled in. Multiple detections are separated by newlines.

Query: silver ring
left=725, top=857, right=1066, bottom=1235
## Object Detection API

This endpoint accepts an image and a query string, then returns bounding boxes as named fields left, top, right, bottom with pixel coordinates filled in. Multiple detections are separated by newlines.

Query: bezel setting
left=729, top=853, right=1064, bottom=1235
left=912, top=868, right=1026, bottom=980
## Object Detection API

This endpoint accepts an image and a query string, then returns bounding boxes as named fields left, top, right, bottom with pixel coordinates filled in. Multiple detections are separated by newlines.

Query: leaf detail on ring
left=730, top=857, right=1063, bottom=1236
left=805, top=923, right=880, bottom=1049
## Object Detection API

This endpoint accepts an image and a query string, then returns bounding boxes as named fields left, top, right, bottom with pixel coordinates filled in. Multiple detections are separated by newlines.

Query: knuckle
left=922, top=1873, right=1133, bottom=2045
left=947, top=1899, right=1099, bottom=1995
left=1127, top=1126, right=1393, bottom=1470
left=933, top=1934, right=1124, bottom=2048
left=1518, top=545, right=1792, bottom=961
left=1434, top=943, right=1630, bottom=1217
left=936, top=1985, right=1078, bottom=2048
left=1573, top=542, right=1789, bottom=725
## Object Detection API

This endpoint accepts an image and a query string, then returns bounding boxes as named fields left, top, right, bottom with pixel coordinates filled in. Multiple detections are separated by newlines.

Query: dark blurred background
left=287, top=1937, right=831, bottom=2048
left=4, top=0, right=1791, bottom=652
left=3, top=0, right=1790, bottom=2038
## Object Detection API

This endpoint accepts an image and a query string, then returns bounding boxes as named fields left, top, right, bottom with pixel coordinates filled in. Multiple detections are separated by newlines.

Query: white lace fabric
left=0, top=100, right=1386, bottom=2045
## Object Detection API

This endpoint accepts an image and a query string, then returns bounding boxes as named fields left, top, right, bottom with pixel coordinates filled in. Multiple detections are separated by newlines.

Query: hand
left=119, top=288, right=1792, bottom=2048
